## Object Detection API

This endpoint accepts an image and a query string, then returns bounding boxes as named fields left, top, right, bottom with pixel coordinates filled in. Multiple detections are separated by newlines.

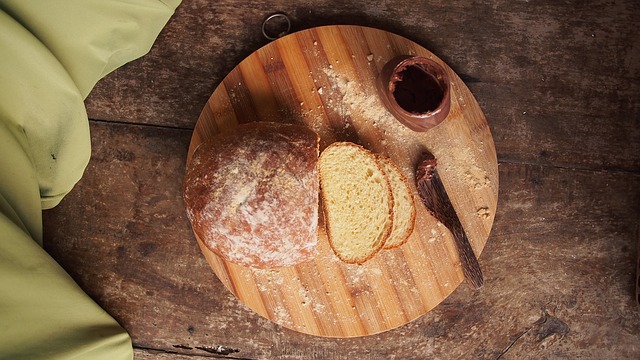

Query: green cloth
left=0, top=0, right=181, bottom=358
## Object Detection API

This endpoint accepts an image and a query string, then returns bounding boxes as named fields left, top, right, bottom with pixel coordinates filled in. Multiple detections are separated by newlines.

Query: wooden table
left=43, top=1, right=640, bottom=359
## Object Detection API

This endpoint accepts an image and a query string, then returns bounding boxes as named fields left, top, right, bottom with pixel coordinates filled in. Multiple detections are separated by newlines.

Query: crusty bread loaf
left=318, top=142, right=394, bottom=264
left=377, top=156, right=417, bottom=249
left=183, top=122, right=319, bottom=268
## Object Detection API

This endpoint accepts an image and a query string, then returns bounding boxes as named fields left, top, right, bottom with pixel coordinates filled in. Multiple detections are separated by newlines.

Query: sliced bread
left=377, top=156, right=417, bottom=249
left=318, top=142, right=394, bottom=264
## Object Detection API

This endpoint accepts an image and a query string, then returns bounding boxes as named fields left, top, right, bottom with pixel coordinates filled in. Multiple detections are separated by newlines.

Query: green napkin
left=0, top=0, right=180, bottom=358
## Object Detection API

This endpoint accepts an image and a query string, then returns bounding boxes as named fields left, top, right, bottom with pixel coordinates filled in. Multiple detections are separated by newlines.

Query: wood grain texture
left=187, top=25, right=498, bottom=337
left=84, top=0, right=640, bottom=172
left=42, top=123, right=640, bottom=357
left=40, top=0, right=640, bottom=358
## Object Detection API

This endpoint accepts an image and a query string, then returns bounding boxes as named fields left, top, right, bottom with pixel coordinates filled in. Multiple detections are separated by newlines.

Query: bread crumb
left=428, top=228, right=439, bottom=243
left=436, top=142, right=491, bottom=190
left=252, top=268, right=285, bottom=287
left=313, top=302, right=325, bottom=313
left=476, top=207, right=491, bottom=219
left=352, top=266, right=367, bottom=283
left=272, top=305, right=292, bottom=325
left=298, top=287, right=311, bottom=306
left=321, top=67, right=415, bottom=144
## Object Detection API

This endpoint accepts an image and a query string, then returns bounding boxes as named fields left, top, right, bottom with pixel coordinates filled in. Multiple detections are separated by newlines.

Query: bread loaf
left=377, top=156, right=416, bottom=249
left=318, top=142, right=394, bottom=264
left=183, top=122, right=319, bottom=268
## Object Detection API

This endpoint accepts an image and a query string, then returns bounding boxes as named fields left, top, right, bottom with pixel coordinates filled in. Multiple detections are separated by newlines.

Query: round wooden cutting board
left=187, top=25, right=498, bottom=337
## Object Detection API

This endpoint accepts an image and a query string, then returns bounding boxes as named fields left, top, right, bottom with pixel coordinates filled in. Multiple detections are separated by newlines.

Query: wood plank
left=41, top=0, right=640, bottom=358
left=83, top=0, right=640, bottom=171
left=43, top=121, right=640, bottom=358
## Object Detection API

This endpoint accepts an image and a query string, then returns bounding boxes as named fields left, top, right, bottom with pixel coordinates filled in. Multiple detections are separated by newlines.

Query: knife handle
left=451, top=225, right=484, bottom=290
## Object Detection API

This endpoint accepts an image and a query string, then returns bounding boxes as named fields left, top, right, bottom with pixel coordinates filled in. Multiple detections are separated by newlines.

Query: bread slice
left=377, top=156, right=417, bottom=249
left=318, top=142, right=393, bottom=264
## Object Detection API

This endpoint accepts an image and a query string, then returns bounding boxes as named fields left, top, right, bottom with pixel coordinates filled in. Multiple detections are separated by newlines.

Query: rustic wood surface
left=42, top=0, right=639, bottom=359
left=189, top=25, right=498, bottom=337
